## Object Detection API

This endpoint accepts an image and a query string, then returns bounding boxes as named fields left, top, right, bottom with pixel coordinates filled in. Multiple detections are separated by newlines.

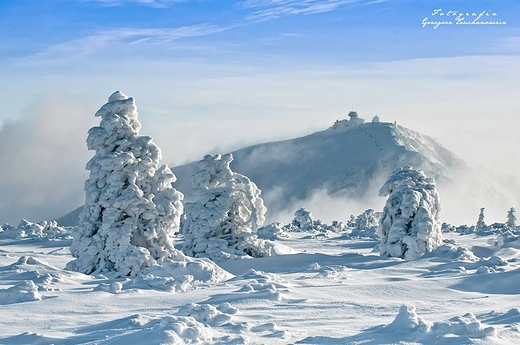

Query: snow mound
left=177, top=303, right=238, bottom=327
left=84, top=314, right=240, bottom=344
left=0, top=256, right=92, bottom=292
left=257, top=222, right=289, bottom=240
left=0, top=220, right=71, bottom=240
left=452, top=267, right=520, bottom=295
left=183, top=235, right=283, bottom=262
left=233, top=270, right=288, bottom=302
left=206, top=269, right=290, bottom=305
left=388, top=305, right=496, bottom=340
left=0, top=280, right=42, bottom=305
left=95, top=257, right=233, bottom=293
left=300, top=305, right=501, bottom=344
left=424, top=241, right=479, bottom=262
left=298, top=262, right=349, bottom=280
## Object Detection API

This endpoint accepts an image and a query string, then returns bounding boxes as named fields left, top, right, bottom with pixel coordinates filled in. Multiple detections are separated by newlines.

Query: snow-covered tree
left=354, top=209, right=379, bottom=231
left=67, top=91, right=184, bottom=277
left=507, top=207, right=517, bottom=228
left=347, top=214, right=356, bottom=227
left=182, top=153, right=272, bottom=261
left=291, top=208, right=314, bottom=231
left=476, top=207, right=486, bottom=231
left=378, top=166, right=442, bottom=260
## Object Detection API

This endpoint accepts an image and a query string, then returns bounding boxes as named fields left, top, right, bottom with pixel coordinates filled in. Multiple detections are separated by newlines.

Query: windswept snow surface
left=1, top=222, right=520, bottom=344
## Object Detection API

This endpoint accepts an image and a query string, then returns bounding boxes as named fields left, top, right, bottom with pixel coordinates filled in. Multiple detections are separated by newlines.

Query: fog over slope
left=58, top=119, right=518, bottom=226
left=171, top=120, right=516, bottom=225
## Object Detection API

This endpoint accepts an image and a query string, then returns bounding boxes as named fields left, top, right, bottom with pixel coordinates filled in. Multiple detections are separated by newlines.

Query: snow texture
left=1, top=223, right=520, bottom=344
left=182, top=153, right=274, bottom=261
left=67, top=91, right=184, bottom=277
left=378, top=166, right=443, bottom=260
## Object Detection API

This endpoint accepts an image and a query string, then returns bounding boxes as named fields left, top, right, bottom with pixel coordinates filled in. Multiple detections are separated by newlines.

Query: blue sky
left=0, top=0, right=519, bottom=223
left=1, top=0, right=517, bottom=64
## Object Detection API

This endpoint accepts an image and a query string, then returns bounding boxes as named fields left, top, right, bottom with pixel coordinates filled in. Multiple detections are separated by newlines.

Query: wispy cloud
left=21, top=24, right=230, bottom=64
left=81, top=0, right=189, bottom=8
left=239, top=0, right=387, bottom=21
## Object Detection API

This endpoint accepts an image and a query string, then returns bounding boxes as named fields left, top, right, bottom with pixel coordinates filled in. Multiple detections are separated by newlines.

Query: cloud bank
left=0, top=95, right=96, bottom=224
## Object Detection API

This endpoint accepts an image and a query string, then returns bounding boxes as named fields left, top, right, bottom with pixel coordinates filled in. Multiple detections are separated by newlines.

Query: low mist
left=0, top=95, right=96, bottom=224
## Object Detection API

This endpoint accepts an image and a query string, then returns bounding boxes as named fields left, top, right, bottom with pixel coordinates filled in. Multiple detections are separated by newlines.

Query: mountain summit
left=171, top=119, right=467, bottom=214
left=59, top=118, right=515, bottom=226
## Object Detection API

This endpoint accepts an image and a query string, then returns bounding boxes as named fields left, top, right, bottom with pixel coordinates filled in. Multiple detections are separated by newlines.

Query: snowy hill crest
left=170, top=121, right=467, bottom=217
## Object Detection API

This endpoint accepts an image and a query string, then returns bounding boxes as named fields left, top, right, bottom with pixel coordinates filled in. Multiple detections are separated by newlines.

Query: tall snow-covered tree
left=476, top=207, right=486, bottom=231
left=182, top=153, right=271, bottom=261
left=378, top=166, right=442, bottom=260
left=506, top=207, right=517, bottom=228
left=67, top=91, right=184, bottom=277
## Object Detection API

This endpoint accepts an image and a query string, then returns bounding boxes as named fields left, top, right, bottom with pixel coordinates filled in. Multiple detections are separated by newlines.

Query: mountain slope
left=58, top=121, right=516, bottom=226
left=172, top=122, right=466, bottom=208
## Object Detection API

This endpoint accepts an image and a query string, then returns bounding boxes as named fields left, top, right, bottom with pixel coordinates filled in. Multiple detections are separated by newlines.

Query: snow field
left=1, top=222, right=519, bottom=344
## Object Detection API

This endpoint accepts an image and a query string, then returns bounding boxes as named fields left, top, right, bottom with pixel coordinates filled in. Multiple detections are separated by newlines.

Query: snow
left=68, top=91, right=185, bottom=277
left=1, top=222, right=520, bottom=344
left=378, top=166, right=443, bottom=260
left=2, top=96, right=520, bottom=344
left=169, top=121, right=518, bottom=226
left=181, top=153, right=276, bottom=261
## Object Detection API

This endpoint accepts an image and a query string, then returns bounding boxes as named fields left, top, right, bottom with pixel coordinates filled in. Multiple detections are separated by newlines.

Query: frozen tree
left=378, top=166, right=442, bottom=260
left=507, top=207, right=517, bottom=228
left=291, top=208, right=314, bottom=231
left=476, top=207, right=486, bottom=231
left=354, top=209, right=379, bottom=230
left=347, top=214, right=356, bottom=227
left=67, top=91, right=184, bottom=277
left=182, top=153, right=273, bottom=261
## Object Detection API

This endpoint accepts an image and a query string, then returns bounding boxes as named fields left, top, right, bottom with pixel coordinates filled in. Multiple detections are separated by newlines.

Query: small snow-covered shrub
left=286, top=208, right=347, bottom=233
left=378, top=166, right=442, bottom=260
left=0, top=220, right=71, bottom=240
left=291, top=208, right=314, bottom=231
left=257, top=222, right=288, bottom=240
left=67, top=91, right=184, bottom=277
left=348, top=209, right=380, bottom=239
left=182, top=153, right=274, bottom=261
left=441, top=222, right=456, bottom=233
left=455, top=224, right=473, bottom=234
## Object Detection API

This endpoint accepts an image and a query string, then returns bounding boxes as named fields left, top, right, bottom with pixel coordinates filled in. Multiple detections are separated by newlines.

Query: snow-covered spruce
left=348, top=209, right=380, bottom=239
left=378, top=166, right=442, bottom=260
left=67, top=91, right=184, bottom=277
left=285, top=208, right=347, bottom=233
left=476, top=207, right=487, bottom=232
left=181, top=153, right=274, bottom=261
left=507, top=207, right=517, bottom=229
left=291, top=208, right=314, bottom=232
